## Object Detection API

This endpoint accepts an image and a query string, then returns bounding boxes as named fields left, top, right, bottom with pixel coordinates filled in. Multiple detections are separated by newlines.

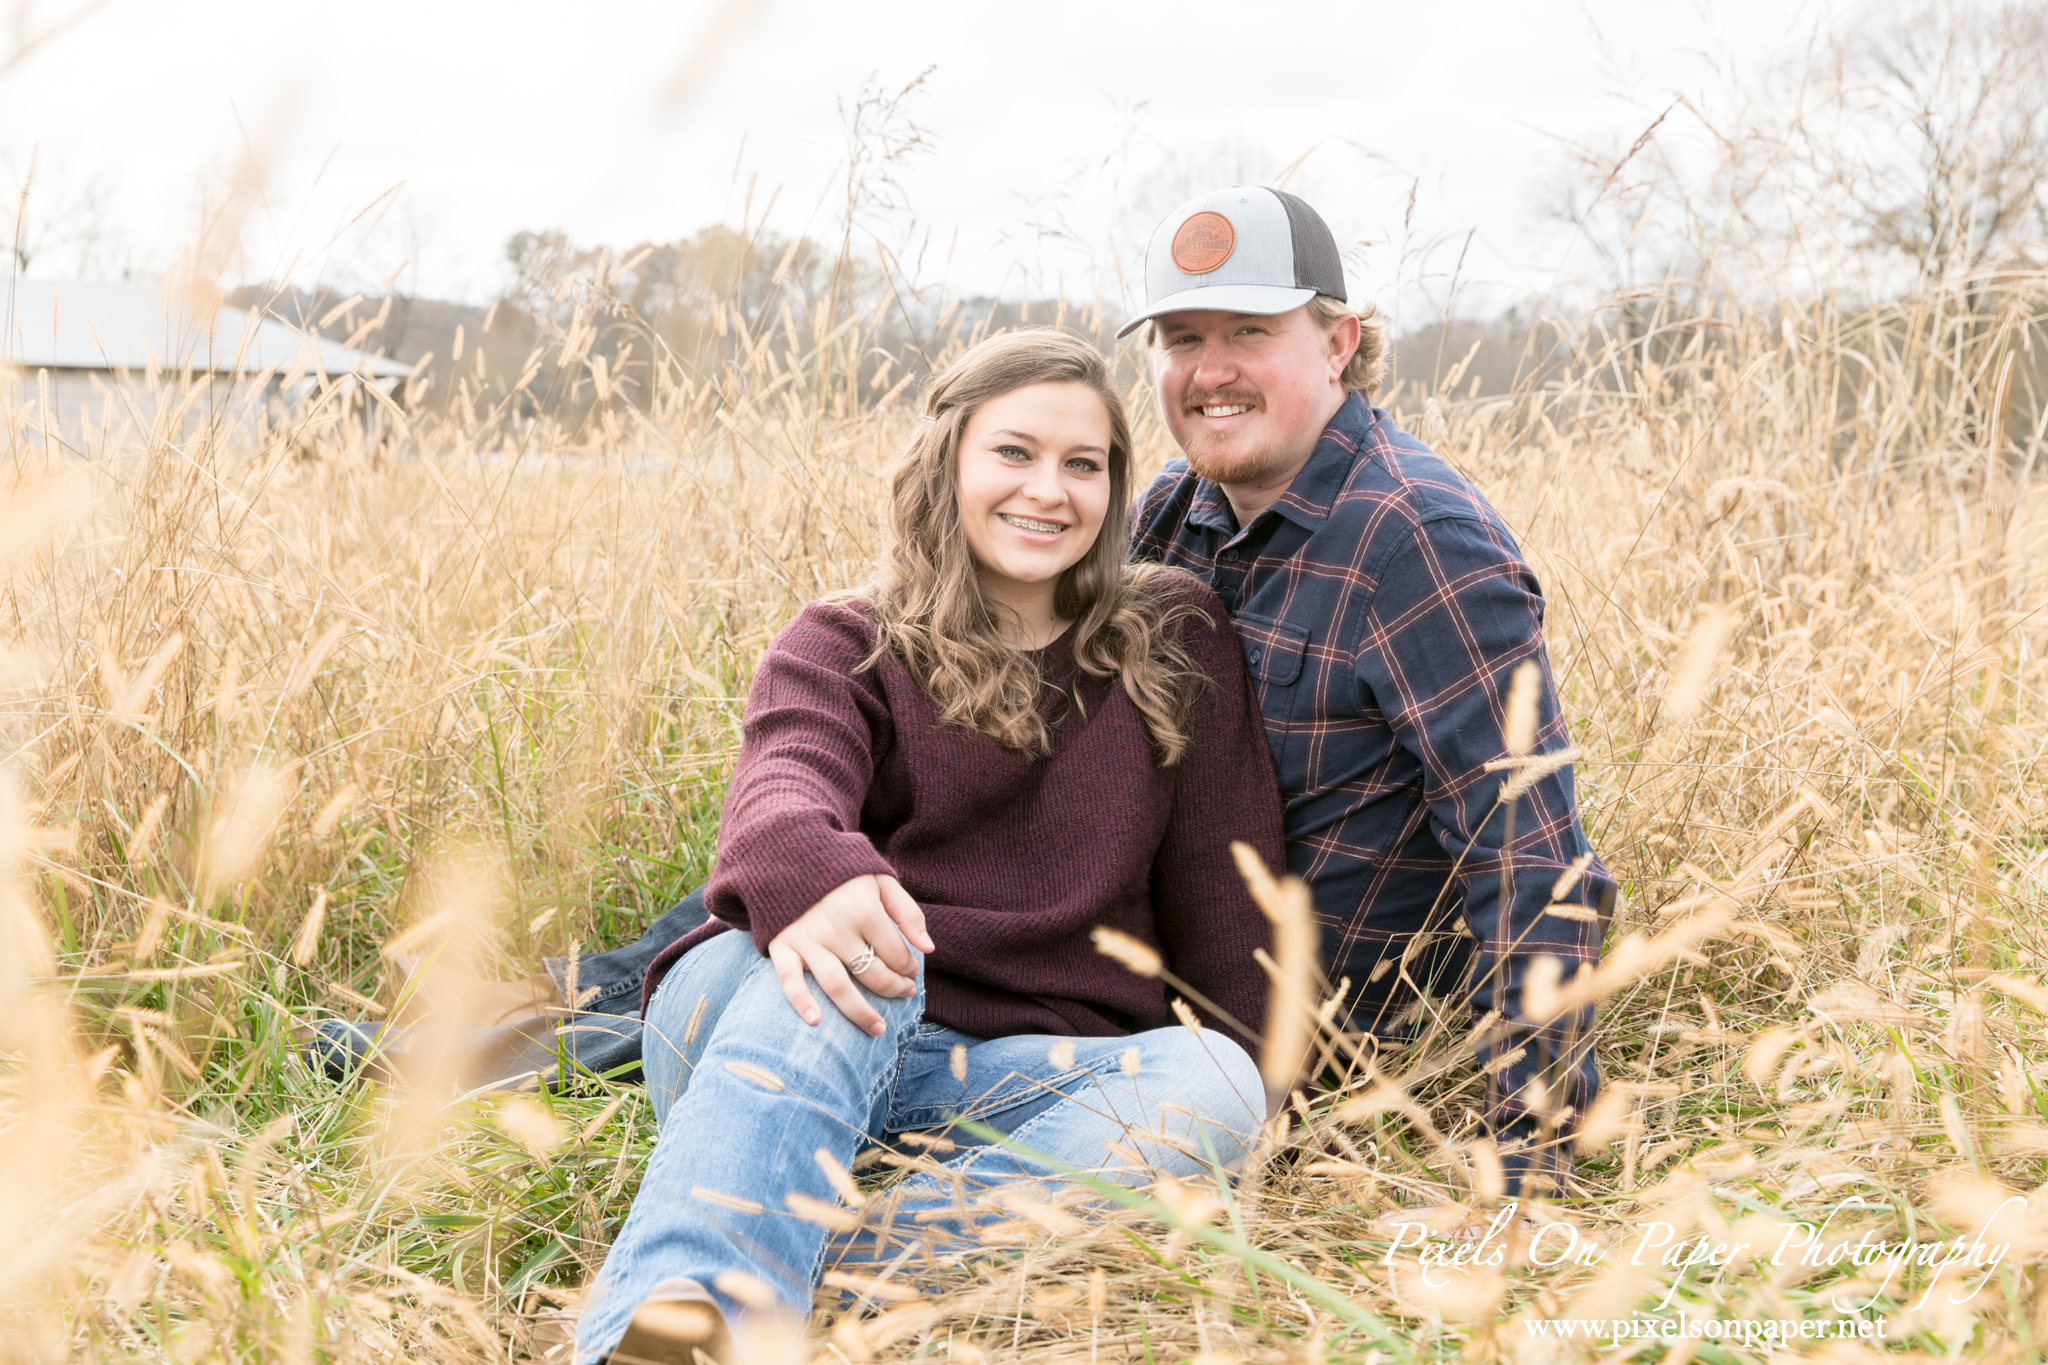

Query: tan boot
left=607, top=1278, right=731, bottom=1365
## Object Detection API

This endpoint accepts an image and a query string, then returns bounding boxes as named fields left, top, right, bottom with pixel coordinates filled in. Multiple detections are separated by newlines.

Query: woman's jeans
left=574, top=929, right=1264, bottom=1363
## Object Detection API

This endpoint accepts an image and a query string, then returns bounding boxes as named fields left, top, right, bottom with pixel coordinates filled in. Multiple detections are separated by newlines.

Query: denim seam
left=546, top=959, right=640, bottom=1003
left=644, top=960, right=689, bottom=1018
left=806, top=1003, right=921, bottom=1295
left=888, top=1064, right=1096, bottom=1133
left=939, top=1067, right=1112, bottom=1176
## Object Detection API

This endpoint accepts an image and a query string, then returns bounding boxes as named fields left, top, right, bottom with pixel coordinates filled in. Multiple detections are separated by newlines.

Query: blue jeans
left=540, top=889, right=712, bottom=1022
left=304, top=891, right=711, bottom=1089
left=574, top=929, right=1264, bottom=1362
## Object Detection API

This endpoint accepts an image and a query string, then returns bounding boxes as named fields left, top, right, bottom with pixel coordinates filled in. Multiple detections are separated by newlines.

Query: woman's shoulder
left=1123, top=564, right=1233, bottom=638
left=765, top=596, right=885, bottom=670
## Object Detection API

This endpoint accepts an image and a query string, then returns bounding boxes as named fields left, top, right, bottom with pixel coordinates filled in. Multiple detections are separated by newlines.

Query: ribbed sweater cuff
left=725, top=832, right=894, bottom=952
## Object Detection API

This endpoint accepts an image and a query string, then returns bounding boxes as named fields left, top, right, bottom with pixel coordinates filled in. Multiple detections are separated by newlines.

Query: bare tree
left=1533, top=0, right=2048, bottom=310
left=1843, top=1, right=2048, bottom=279
left=4, top=158, right=122, bottom=276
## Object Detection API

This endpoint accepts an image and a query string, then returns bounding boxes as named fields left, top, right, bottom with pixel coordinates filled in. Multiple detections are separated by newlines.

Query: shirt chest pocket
left=1237, top=615, right=1308, bottom=688
left=1235, top=614, right=1313, bottom=794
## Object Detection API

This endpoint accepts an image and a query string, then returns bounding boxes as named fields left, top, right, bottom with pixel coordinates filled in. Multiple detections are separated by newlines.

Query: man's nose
left=1189, top=341, right=1238, bottom=391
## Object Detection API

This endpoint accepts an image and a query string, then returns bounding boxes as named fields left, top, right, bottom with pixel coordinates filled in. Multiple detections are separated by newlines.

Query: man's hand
left=766, top=874, right=934, bottom=1036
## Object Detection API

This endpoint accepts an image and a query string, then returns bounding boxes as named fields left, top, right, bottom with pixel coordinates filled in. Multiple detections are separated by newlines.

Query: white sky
left=1, top=0, right=1824, bottom=320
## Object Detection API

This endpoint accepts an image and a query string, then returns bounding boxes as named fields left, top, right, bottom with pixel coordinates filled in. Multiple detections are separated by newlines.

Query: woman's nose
left=1021, top=459, right=1066, bottom=504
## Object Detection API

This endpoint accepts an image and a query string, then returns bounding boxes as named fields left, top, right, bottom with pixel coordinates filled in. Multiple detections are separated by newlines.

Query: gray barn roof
left=1, top=280, right=413, bottom=379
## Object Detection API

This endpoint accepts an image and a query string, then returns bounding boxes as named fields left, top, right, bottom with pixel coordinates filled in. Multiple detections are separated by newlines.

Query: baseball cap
left=1116, top=186, right=1346, bottom=339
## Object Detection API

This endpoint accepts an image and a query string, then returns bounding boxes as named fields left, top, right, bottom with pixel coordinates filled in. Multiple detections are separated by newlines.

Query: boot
left=607, top=1277, right=731, bottom=1365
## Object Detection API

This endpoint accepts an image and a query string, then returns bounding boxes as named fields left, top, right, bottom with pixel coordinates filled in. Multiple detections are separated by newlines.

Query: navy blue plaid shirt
left=1131, top=392, right=1613, bottom=1145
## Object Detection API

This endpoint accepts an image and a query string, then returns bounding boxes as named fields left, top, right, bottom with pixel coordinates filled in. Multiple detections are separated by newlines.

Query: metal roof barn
left=2, top=280, right=412, bottom=451
left=2, top=280, right=411, bottom=379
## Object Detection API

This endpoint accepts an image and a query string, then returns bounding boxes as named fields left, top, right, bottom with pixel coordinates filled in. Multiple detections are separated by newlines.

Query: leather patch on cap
left=1170, top=211, right=1236, bottom=275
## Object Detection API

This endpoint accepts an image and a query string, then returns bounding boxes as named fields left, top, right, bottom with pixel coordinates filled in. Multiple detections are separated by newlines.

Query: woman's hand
left=766, top=874, right=934, bottom=1035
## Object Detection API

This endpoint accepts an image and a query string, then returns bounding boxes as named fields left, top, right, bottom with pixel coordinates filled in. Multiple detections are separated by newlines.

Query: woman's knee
left=1134, top=1028, right=1266, bottom=1144
left=661, top=935, right=923, bottom=1111
left=767, top=968, right=924, bottom=1081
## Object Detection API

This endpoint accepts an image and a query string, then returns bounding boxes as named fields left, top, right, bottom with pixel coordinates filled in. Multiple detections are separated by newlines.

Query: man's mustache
left=1183, top=387, right=1264, bottom=412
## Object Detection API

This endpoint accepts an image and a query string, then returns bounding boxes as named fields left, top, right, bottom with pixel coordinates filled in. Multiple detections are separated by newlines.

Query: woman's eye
left=995, top=445, right=1031, bottom=462
left=1066, top=458, right=1103, bottom=474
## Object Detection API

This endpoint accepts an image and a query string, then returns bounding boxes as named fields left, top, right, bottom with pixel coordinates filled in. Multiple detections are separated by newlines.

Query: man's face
left=1151, top=307, right=1357, bottom=487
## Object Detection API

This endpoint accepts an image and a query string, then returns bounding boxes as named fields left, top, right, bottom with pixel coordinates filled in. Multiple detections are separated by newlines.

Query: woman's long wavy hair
left=855, top=329, right=1208, bottom=764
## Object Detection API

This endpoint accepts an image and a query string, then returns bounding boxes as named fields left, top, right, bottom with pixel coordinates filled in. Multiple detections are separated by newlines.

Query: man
left=1119, top=186, right=1613, bottom=1189
left=310, top=186, right=1610, bottom=1192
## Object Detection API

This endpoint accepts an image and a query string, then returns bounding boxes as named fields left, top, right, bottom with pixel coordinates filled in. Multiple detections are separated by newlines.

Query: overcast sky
left=2, top=0, right=1824, bottom=321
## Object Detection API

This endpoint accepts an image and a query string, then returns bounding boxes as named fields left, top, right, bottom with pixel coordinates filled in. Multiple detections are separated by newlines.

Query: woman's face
left=955, top=380, right=1114, bottom=603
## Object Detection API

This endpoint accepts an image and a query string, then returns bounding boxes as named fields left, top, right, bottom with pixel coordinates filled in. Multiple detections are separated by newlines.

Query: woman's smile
left=998, top=511, right=1071, bottom=539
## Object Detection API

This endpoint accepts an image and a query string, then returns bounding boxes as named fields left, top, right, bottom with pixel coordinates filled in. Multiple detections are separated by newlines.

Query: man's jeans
left=574, top=929, right=1264, bottom=1363
left=305, top=891, right=710, bottom=1089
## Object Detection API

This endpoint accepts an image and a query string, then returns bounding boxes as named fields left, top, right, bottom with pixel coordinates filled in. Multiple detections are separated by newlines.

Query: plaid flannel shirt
left=1130, top=392, right=1613, bottom=1154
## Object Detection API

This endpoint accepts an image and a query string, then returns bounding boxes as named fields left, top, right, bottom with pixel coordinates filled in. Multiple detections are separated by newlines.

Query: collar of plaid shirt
left=1131, top=390, right=1616, bottom=1181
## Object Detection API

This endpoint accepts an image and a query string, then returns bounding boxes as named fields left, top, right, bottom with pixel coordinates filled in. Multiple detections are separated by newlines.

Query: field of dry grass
left=2, top=254, right=2046, bottom=1363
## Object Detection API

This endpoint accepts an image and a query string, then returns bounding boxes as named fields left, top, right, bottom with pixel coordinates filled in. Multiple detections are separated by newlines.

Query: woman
left=576, top=329, right=1284, bottom=1365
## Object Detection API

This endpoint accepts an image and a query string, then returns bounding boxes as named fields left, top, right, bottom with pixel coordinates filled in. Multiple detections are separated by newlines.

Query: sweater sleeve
left=702, top=603, right=897, bottom=953
left=1148, top=581, right=1282, bottom=1051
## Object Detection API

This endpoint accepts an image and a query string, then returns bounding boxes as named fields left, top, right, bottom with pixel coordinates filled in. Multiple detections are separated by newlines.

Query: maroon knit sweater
left=642, top=579, right=1284, bottom=1047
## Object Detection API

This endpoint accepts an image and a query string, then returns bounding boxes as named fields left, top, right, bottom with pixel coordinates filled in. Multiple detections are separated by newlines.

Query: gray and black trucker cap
left=1116, top=186, right=1345, bottom=339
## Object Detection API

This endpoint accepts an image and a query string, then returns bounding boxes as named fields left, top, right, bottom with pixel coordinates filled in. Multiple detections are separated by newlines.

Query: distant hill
left=227, top=265, right=1567, bottom=428
left=225, top=285, right=486, bottom=370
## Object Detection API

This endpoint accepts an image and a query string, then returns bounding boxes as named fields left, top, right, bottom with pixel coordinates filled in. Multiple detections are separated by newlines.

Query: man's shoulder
left=1131, top=459, right=1205, bottom=558
left=1328, top=412, right=1523, bottom=564
left=1135, top=458, right=1199, bottom=514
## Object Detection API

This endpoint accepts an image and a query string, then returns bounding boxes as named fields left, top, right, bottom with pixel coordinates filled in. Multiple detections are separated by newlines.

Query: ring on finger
left=845, top=946, right=879, bottom=976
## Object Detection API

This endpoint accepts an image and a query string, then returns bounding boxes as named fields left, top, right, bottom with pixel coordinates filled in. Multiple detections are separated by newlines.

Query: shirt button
left=1221, top=550, right=1239, bottom=562
left=1249, top=647, right=1263, bottom=664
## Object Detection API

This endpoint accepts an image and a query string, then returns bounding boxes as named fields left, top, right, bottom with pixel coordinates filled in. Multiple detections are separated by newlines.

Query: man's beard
left=1178, top=388, right=1296, bottom=485
left=1183, top=432, right=1300, bottom=486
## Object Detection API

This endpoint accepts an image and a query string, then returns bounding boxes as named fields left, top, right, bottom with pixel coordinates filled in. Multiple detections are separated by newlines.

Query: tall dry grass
left=1, top=245, right=2045, bottom=1363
